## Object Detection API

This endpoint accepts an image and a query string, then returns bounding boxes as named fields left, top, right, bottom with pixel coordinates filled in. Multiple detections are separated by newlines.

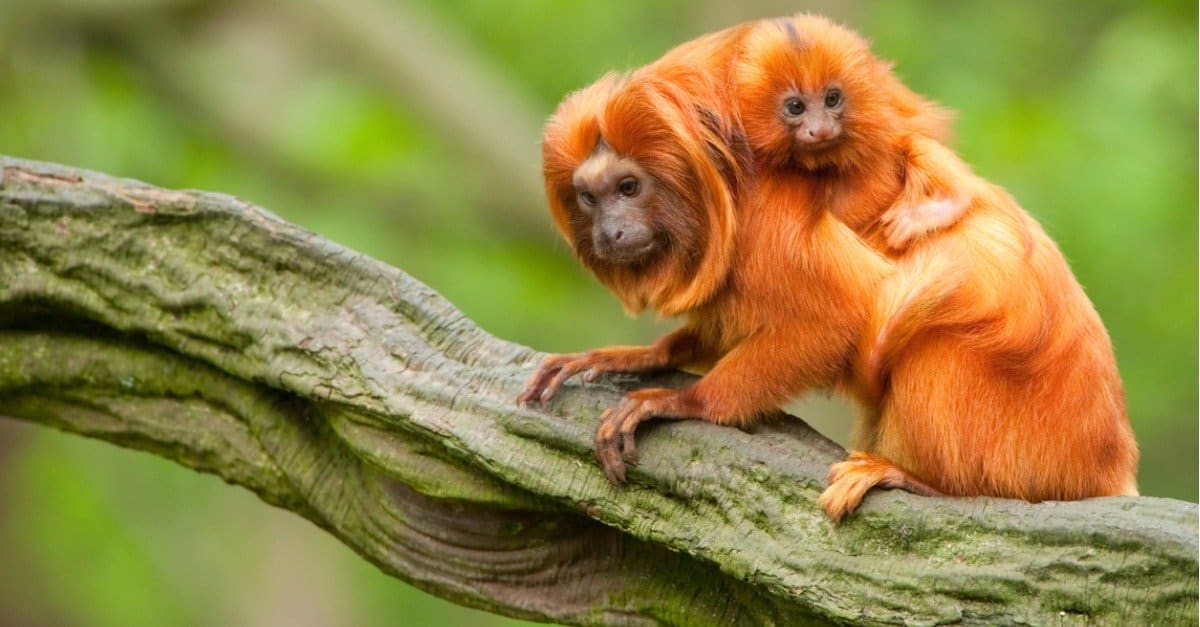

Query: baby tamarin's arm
left=879, top=135, right=976, bottom=251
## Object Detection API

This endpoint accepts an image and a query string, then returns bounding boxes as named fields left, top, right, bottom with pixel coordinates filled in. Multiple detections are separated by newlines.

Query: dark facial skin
left=781, top=86, right=846, bottom=148
left=572, top=146, right=661, bottom=264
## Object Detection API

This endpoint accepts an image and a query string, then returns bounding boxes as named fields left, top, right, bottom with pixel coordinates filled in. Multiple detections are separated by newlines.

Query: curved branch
left=0, top=156, right=1194, bottom=626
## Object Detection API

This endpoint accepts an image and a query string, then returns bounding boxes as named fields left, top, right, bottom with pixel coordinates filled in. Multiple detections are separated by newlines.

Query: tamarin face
left=736, top=14, right=900, bottom=172
left=570, top=145, right=665, bottom=266
left=779, top=83, right=847, bottom=149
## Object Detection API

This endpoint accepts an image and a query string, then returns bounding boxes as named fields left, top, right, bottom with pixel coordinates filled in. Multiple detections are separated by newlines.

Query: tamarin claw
left=516, top=352, right=598, bottom=405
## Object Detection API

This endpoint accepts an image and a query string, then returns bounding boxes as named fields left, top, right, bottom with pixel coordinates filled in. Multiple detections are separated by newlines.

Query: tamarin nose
left=595, top=219, right=653, bottom=260
left=797, top=125, right=834, bottom=145
left=809, top=127, right=832, bottom=140
left=600, top=224, right=627, bottom=244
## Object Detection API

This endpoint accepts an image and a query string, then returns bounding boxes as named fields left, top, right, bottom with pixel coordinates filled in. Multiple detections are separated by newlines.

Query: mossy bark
left=0, top=156, right=1195, bottom=626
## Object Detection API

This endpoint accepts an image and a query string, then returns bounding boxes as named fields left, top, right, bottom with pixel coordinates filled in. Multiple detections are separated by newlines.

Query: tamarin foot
left=819, top=451, right=942, bottom=521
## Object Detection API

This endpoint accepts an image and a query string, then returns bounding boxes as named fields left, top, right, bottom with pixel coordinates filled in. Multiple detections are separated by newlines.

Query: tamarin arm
left=517, top=326, right=706, bottom=405
left=593, top=327, right=852, bottom=483
left=880, top=135, right=976, bottom=251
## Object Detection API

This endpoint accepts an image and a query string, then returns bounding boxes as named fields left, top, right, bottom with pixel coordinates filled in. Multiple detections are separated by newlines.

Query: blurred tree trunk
left=0, top=156, right=1195, bottom=626
left=5, top=0, right=548, bottom=238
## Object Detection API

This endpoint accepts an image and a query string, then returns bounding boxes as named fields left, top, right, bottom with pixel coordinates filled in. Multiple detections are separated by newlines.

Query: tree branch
left=0, top=156, right=1194, bottom=626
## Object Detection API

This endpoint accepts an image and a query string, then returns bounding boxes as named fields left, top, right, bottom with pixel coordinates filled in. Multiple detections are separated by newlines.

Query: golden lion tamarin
left=733, top=14, right=1138, bottom=518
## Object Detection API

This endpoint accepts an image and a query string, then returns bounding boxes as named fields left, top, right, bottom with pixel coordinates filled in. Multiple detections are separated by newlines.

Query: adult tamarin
left=518, top=68, right=896, bottom=485
left=732, top=14, right=1138, bottom=518
left=520, top=16, right=1139, bottom=520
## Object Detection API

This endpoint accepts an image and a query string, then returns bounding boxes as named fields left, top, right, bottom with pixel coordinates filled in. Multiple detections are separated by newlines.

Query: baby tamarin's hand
left=880, top=194, right=971, bottom=251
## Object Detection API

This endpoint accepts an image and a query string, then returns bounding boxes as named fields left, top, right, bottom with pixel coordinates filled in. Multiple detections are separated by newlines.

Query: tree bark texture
left=0, top=156, right=1194, bottom=626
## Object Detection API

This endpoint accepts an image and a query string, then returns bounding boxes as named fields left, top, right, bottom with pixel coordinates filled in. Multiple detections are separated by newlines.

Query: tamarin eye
left=824, top=89, right=843, bottom=108
left=579, top=191, right=597, bottom=206
left=617, top=177, right=640, bottom=197
left=783, top=97, right=806, bottom=116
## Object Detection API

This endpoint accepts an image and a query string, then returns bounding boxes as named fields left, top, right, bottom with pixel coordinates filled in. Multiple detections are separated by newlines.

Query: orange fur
left=734, top=14, right=1139, bottom=516
left=820, top=451, right=942, bottom=522
left=541, top=72, right=738, bottom=317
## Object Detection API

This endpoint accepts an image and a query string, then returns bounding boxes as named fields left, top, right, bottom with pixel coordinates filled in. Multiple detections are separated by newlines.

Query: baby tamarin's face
left=735, top=14, right=897, bottom=172
left=778, top=83, right=847, bottom=150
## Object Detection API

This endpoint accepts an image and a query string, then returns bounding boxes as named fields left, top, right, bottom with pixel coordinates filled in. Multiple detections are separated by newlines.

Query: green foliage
left=0, top=1, right=1194, bottom=625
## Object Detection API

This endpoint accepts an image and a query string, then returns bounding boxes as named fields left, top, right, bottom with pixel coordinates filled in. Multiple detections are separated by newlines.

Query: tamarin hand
left=592, top=388, right=686, bottom=483
left=517, top=352, right=610, bottom=405
left=517, top=330, right=702, bottom=405
left=880, top=194, right=971, bottom=252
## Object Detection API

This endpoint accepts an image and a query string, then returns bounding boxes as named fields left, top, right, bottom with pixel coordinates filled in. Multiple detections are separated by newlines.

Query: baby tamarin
left=735, top=16, right=965, bottom=253
left=518, top=68, right=895, bottom=485
left=732, top=14, right=1138, bottom=518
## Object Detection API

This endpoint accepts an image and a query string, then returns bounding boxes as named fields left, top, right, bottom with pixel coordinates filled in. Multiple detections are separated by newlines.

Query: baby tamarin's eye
left=783, top=97, right=806, bottom=116
left=617, top=177, right=640, bottom=197
left=824, top=89, right=843, bottom=108
left=579, top=191, right=597, bottom=206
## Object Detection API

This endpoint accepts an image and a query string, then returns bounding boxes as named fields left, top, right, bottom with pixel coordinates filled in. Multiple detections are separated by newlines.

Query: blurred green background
left=0, top=1, right=1194, bottom=625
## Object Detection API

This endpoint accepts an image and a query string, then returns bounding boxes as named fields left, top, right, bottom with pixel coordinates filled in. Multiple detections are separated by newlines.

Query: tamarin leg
left=517, top=327, right=703, bottom=405
left=819, top=451, right=942, bottom=521
left=593, top=330, right=852, bottom=484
